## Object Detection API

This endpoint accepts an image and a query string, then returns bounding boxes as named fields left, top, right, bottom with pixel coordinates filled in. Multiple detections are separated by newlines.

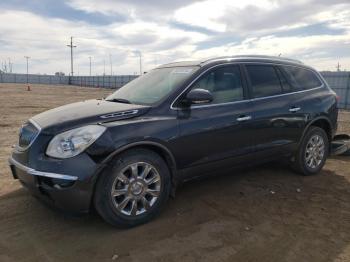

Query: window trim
left=170, top=62, right=324, bottom=110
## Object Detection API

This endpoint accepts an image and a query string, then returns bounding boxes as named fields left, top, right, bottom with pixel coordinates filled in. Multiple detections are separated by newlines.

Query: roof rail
left=201, top=55, right=303, bottom=64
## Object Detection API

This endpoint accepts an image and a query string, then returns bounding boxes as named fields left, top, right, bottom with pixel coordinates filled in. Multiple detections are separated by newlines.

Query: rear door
left=243, top=63, right=303, bottom=156
left=278, top=65, right=326, bottom=142
left=174, top=64, right=255, bottom=176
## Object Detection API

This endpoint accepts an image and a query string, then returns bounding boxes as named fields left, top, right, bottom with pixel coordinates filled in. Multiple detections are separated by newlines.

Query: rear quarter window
left=281, top=66, right=322, bottom=90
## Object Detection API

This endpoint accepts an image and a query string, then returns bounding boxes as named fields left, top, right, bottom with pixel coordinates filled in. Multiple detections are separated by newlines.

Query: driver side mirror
left=184, top=89, right=213, bottom=105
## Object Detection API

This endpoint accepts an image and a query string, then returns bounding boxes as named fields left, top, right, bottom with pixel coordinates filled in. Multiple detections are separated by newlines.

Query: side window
left=275, top=67, right=295, bottom=93
left=281, top=66, right=322, bottom=90
left=246, top=65, right=282, bottom=98
left=190, top=66, right=244, bottom=104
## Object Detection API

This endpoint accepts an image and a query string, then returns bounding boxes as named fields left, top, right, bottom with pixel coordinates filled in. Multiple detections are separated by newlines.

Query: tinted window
left=275, top=67, right=295, bottom=93
left=246, top=65, right=282, bottom=98
left=191, top=66, right=244, bottom=104
left=281, top=66, right=322, bottom=90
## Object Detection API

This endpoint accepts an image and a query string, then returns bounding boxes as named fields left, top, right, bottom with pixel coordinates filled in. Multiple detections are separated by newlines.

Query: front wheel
left=291, top=126, right=329, bottom=176
left=94, top=149, right=171, bottom=227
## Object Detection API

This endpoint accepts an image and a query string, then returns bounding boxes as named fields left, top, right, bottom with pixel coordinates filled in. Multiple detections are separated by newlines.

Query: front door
left=174, top=64, right=255, bottom=177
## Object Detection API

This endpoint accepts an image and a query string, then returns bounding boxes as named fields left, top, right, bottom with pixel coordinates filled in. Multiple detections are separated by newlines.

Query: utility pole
left=336, top=62, right=341, bottom=72
left=103, top=59, right=106, bottom=75
left=109, top=54, right=113, bottom=75
left=137, top=51, right=142, bottom=75
left=66, top=36, right=76, bottom=76
left=8, top=58, right=12, bottom=73
left=24, top=56, right=30, bottom=83
left=89, top=56, right=92, bottom=76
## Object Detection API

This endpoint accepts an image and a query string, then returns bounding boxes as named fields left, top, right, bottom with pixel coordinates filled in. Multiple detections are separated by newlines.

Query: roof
left=158, top=55, right=304, bottom=68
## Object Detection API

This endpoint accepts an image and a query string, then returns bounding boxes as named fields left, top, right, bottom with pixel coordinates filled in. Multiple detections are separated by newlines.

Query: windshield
left=106, top=66, right=198, bottom=105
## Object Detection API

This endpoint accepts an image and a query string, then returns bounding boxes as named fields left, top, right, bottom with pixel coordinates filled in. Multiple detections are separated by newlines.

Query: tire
left=291, top=126, right=329, bottom=176
left=94, top=149, right=171, bottom=227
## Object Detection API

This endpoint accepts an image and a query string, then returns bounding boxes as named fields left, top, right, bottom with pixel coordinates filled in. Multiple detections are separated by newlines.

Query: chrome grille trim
left=8, top=157, right=78, bottom=181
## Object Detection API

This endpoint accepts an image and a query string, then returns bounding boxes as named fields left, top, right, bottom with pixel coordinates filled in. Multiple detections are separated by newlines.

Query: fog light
left=51, top=178, right=75, bottom=188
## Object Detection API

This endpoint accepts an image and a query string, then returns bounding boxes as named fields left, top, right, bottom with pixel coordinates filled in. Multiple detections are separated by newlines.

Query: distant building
left=55, top=72, right=65, bottom=76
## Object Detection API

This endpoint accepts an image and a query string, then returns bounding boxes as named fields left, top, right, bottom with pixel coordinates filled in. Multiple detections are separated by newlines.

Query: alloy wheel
left=111, top=162, right=161, bottom=216
left=305, top=134, right=325, bottom=169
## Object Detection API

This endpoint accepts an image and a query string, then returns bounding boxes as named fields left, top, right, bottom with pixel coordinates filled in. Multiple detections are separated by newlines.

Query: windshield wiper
left=106, top=98, right=132, bottom=104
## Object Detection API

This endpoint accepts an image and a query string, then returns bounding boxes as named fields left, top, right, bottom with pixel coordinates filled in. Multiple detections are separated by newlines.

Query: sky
left=0, top=0, right=349, bottom=75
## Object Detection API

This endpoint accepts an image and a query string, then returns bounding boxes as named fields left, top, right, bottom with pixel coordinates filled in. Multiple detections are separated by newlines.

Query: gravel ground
left=0, top=83, right=349, bottom=262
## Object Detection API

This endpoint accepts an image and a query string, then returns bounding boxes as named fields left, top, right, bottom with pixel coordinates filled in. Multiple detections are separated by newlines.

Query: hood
left=31, top=99, right=151, bottom=133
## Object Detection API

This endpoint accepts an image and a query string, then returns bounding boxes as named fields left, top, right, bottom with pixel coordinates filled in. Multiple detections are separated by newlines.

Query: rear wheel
left=292, top=126, right=329, bottom=175
left=94, top=149, right=171, bottom=227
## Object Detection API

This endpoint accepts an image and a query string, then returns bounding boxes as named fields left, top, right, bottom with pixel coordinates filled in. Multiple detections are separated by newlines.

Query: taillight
left=336, top=95, right=340, bottom=103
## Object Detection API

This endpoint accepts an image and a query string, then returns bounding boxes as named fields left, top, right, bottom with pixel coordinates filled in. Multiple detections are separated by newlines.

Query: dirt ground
left=0, top=83, right=350, bottom=262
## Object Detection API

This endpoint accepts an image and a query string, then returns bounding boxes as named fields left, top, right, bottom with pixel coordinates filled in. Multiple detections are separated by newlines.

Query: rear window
left=246, top=65, right=282, bottom=98
left=281, top=66, right=322, bottom=90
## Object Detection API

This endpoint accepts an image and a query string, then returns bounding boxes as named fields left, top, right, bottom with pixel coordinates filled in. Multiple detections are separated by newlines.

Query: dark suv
left=9, top=55, right=338, bottom=227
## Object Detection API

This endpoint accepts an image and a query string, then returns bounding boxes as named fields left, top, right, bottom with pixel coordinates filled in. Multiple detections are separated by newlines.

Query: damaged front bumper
left=8, top=156, right=96, bottom=213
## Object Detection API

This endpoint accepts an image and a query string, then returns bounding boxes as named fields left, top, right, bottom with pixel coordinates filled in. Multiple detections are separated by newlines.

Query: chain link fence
left=321, top=72, right=350, bottom=109
left=69, top=75, right=138, bottom=88
left=0, top=73, right=69, bottom=85
left=0, top=71, right=349, bottom=109
left=0, top=73, right=138, bottom=89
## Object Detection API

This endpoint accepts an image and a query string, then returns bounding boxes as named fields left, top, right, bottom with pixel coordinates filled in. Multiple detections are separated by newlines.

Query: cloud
left=174, top=0, right=276, bottom=33
left=0, top=10, right=207, bottom=75
left=0, top=0, right=125, bottom=25
left=191, top=33, right=350, bottom=71
left=66, top=0, right=205, bottom=20
left=0, top=0, right=349, bottom=75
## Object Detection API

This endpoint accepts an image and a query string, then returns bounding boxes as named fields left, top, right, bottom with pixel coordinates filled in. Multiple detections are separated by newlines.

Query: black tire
left=291, top=126, right=329, bottom=176
left=94, top=149, right=171, bottom=227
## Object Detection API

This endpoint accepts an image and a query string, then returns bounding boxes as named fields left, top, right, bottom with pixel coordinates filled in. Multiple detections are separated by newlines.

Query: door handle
left=289, top=107, right=301, bottom=113
left=237, top=115, right=252, bottom=122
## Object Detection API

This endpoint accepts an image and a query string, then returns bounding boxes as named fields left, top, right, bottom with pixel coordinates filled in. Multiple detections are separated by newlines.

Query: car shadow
left=0, top=162, right=350, bottom=262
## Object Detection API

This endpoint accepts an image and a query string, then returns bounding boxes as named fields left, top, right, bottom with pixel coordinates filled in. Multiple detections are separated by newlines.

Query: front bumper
left=9, top=156, right=95, bottom=213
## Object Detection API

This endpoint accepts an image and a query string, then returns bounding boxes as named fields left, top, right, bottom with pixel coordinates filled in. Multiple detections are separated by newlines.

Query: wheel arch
left=96, top=141, right=178, bottom=185
left=302, top=116, right=333, bottom=145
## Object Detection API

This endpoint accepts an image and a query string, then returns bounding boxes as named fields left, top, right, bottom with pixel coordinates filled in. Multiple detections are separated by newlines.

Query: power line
left=67, top=36, right=77, bottom=76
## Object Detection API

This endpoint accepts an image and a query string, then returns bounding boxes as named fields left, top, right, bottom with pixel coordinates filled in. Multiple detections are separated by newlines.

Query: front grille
left=18, top=121, right=39, bottom=149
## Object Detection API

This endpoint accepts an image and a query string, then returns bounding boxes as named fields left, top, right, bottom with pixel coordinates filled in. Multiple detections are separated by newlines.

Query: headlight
left=46, top=125, right=106, bottom=159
